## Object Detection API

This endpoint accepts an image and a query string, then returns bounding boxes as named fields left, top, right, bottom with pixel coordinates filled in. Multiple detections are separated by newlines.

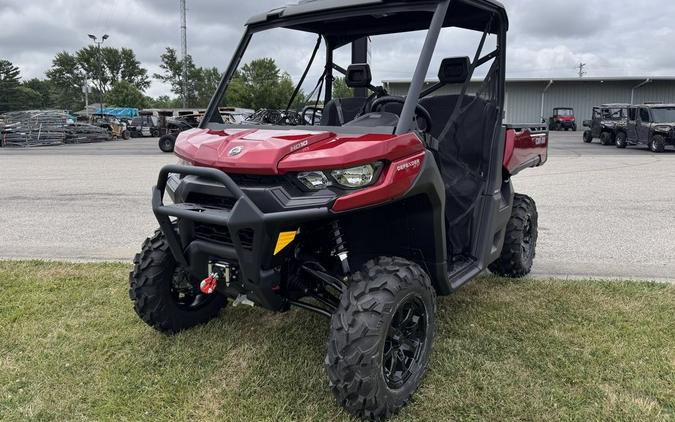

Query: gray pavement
left=1, top=132, right=674, bottom=281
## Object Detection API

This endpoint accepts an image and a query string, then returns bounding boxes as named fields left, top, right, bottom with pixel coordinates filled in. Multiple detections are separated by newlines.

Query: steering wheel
left=369, top=96, right=433, bottom=134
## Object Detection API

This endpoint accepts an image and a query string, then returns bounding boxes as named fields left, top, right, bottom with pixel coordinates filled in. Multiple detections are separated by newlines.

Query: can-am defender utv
left=582, top=104, right=630, bottom=146
left=130, top=0, right=548, bottom=419
left=549, top=107, right=577, bottom=131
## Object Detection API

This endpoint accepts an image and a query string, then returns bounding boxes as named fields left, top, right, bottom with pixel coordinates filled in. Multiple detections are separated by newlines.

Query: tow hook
left=201, top=262, right=235, bottom=294
left=200, top=273, right=219, bottom=294
left=233, top=294, right=255, bottom=307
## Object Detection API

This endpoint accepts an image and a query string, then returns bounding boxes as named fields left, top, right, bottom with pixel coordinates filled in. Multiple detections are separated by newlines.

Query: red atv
left=130, top=0, right=548, bottom=419
left=549, top=107, right=577, bottom=131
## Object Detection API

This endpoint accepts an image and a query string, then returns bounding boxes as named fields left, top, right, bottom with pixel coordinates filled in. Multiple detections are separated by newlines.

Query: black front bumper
left=152, top=165, right=331, bottom=310
left=559, top=121, right=576, bottom=128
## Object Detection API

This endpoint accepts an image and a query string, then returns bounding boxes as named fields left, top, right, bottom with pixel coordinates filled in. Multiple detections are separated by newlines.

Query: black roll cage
left=201, top=0, right=507, bottom=135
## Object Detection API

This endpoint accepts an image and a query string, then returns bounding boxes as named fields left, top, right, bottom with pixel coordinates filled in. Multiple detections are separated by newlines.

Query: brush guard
left=152, top=164, right=330, bottom=311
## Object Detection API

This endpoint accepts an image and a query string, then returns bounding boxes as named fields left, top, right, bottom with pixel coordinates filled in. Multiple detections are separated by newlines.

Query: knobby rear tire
left=489, top=194, right=538, bottom=278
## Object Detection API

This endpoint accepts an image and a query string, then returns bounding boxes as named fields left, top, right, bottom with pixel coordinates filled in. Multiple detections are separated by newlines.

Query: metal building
left=383, top=77, right=675, bottom=124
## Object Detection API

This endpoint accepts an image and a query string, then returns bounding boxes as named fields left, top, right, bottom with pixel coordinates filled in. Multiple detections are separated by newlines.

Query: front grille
left=228, top=174, right=287, bottom=187
left=194, top=223, right=255, bottom=250
left=238, top=228, right=255, bottom=250
left=186, top=192, right=237, bottom=210
left=195, top=223, right=233, bottom=245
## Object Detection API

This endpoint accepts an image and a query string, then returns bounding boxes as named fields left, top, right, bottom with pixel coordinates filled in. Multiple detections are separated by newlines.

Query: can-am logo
left=228, top=146, right=243, bottom=157
left=396, top=159, right=421, bottom=172
left=290, top=140, right=309, bottom=152
left=533, top=135, right=547, bottom=146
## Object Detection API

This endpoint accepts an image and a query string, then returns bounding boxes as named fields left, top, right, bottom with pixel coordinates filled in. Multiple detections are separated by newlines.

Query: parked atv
left=158, top=114, right=205, bottom=153
left=128, top=113, right=160, bottom=138
left=549, top=107, right=577, bottom=131
left=159, top=112, right=241, bottom=153
left=623, top=104, right=675, bottom=152
left=130, top=1, right=548, bottom=419
left=582, top=104, right=629, bottom=146
left=91, top=113, right=130, bottom=140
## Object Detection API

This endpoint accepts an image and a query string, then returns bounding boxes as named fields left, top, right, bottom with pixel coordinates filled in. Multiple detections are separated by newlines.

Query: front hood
left=174, top=128, right=424, bottom=175
left=556, top=116, right=575, bottom=121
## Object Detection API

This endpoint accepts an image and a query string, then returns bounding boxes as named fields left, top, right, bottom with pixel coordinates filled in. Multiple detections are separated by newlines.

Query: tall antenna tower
left=180, top=0, right=188, bottom=108
left=577, top=62, right=586, bottom=79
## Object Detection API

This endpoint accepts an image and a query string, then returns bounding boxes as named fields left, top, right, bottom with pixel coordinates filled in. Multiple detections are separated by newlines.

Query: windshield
left=219, top=26, right=436, bottom=130
left=650, top=108, right=675, bottom=123
left=556, top=109, right=573, bottom=116
left=203, top=1, right=504, bottom=136
left=602, top=108, right=626, bottom=119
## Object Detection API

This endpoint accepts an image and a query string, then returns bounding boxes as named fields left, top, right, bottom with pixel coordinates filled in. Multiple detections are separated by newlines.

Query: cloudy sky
left=2, top=0, right=675, bottom=98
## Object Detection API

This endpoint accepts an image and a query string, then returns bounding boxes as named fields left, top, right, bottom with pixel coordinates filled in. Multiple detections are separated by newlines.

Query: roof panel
left=246, top=0, right=507, bottom=35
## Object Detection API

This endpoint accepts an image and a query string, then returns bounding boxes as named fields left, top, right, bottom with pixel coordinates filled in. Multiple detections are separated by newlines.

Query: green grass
left=0, top=261, right=673, bottom=421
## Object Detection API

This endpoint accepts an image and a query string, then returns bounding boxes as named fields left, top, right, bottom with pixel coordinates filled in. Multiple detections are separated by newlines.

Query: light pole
left=88, top=34, right=109, bottom=114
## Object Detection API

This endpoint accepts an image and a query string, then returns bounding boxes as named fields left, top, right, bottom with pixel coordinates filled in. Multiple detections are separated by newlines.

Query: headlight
left=331, top=164, right=376, bottom=188
left=654, top=125, right=671, bottom=132
left=297, top=171, right=330, bottom=190
left=296, top=163, right=380, bottom=191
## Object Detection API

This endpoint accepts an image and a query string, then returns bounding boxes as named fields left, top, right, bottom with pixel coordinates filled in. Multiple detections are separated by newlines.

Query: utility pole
left=577, top=62, right=586, bottom=79
left=180, top=0, right=188, bottom=109
left=82, top=79, right=91, bottom=116
left=88, top=34, right=109, bottom=114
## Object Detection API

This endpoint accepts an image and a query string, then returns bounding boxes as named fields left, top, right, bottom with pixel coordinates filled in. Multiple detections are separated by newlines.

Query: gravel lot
left=1, top=132, right=674, bottom=281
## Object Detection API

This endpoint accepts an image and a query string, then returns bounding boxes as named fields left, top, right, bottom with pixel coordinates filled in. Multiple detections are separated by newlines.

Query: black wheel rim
left=522, top=215, right=533, bottom=257
left=383, top=296, right=427, bottom=389
left=169, top=269, right=214, bottom=311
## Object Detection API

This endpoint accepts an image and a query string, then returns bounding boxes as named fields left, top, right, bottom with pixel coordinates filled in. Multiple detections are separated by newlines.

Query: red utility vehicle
left=129, top=0, right=548, bottom=419
left=549, top=107, right=577, bottom=131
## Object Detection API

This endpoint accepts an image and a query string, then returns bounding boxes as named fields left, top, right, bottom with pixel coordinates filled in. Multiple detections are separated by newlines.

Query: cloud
left=1, top=0, right=674, bottom=98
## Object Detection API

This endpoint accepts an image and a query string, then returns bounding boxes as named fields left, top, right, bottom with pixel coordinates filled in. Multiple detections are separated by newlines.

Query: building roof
left=384, top=76, right=675, bottom=84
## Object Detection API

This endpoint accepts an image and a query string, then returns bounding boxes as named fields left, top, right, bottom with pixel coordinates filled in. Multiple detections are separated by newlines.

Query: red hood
left=174, top=128, right=424, bottom=175
left=556, top=115, right=576, bottom=121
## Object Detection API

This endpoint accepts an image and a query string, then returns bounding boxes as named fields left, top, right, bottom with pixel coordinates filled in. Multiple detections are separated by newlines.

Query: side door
left=637, top=108, right=651, bottom=145
left=591, top=108, right=602, bottom=137
left=626, top=107, right=638, bottom=142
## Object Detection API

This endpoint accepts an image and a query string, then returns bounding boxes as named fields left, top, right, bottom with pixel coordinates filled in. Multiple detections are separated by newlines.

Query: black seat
left=320, top=97, right=369, bottom=126
left=321, top=64, right=374, bottom=126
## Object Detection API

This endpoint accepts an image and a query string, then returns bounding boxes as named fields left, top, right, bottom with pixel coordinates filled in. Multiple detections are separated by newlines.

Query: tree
left=154, top=47, right=221, bottom=108
left=46, top=47, right=149, bottom=111
left=76, top=46, right=150, bottom=94
left=226, top=58, right=300, bottom=110
left=146, top=95, right=181, bottom=109
left=46, top=51, right=87, bottom=111
left=192, top=66, right=222, bottom=108
left=106, top=81, right=147, bottom=109
left=154, top=51, right=303, bottom=110
left=333, top=77, right=353, bottom=99
left=14, top=86, right=42, bottom=110
left=22, top=78, right=56, bottom=109
left=0, top=59, right=21, bottom=113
